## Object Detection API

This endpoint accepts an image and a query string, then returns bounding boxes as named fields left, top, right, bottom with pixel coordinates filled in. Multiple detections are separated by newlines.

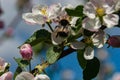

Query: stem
left=58, top=48, right=76, bottom=60
left=29, top=60, right=31, bottom=72
left=46, top=22, right=54, bottom=32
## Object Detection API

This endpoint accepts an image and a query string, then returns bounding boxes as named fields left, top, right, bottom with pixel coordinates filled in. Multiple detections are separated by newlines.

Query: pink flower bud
left=107, top=35, right=120, bottom=47
left=20, top=44, right=33, bottom=60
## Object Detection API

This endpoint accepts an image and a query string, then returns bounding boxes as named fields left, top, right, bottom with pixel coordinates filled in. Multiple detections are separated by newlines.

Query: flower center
left=96, top=8, right=105, bottom=16
left=59, top=19, right=69, bottom=27
left=41, top=8, right=47, bottom=16
left=84, top=38, right=92, bottom=44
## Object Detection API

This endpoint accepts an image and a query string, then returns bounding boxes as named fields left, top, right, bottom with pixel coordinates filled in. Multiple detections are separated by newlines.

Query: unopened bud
left=20, top=44, right=33, bottom=60
left=107, top=35, right=120, bottom=47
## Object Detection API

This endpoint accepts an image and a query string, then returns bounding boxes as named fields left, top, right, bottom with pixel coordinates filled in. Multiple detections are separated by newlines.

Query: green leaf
left=77, top=50, right=87, bottom=69
left=83, top=57, right=100, bottom=80
left=19, top=29, right=51, bottom=47
left=46, top=47, right=61, bottom=64
left=13, top=67, right=22, bottom=80
left=14, top=58, right=29, bottom=69
left=65, top=5, right=84, bottom=17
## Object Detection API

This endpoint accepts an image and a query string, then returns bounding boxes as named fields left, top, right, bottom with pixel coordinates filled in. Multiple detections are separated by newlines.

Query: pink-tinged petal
left=103, top=3, right=115, bottom=14
left=15, top=72, right=34, bottom=80
left=103, top=14, right=119, bottom=28
left=83, top=2, right=96, bottom=19
left=48, top=3, right=62, bottom=19
left=84, top=46, right=94, bottom=60
left=0, top=72, right=13, bottom=80
left=33, top=14, right=46, bottom=25
left=90, top=0, right=103, bottom=8
left=32, top=4, right=47, bottom=15
left=91, top=30, right=107, bottom=48
left=22, top=13, right=37, bottom=24
left=70, top=41, right=85, bottom=50
left=34, top=74, right=50, bottom=80
left=82, top=17, right=101, bottom=32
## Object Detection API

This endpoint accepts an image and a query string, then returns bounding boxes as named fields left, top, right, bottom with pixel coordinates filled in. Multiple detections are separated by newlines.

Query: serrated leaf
left=77, top=50, right=87, bottom=69
left=65, top=5, right=84, bottom=17
left=19, top=29, right=51, bottom=48
left=13, top=67, right=22, bottom=80
left=83, top=57, right=100, bottom=80
left=14, top=58, right=29, bottom=69
left=46, top=47, right=61, bottom=64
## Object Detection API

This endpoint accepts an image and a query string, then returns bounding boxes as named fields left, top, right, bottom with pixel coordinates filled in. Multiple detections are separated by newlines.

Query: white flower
left=22, top=4, right=49, bottom=25
left=83, top=0, right=119, bottom=31
left=34, top=74, right=50, bottom=80
left=0, top=57, right=8, bottom=73
left=84, top=46, right=94, bottom=60
left=15, top=72, right=34, bottom=80
left=0, top=72, right=13, bottom=80
left=91, top=30, right=107, bottom=48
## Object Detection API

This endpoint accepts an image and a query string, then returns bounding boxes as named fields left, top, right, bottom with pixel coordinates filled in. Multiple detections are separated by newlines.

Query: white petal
left=34, top=74, right=50, bottom=80
left=84, top=46, right=94, bottom=60
left=15, top=72, right=34, bottom=80
left=91, top=30, right=107, bottom=48
left=51, top=32, right=65, bottom=45
left=103, top=4, right=115, bottom=14
left=22, top=13, right=37, bottom=24
left=48, top=3, right=62, bottom=19
left=83, top=2, right=96, bottom=19
left=33, top=14, right=46, bottom=25
left=82, top=17, right=101, bottom=32
left=103, top=14, right=119, bottom=28
left=70, top=41, right=85, bottom=49
left=32, top=4, right=47, bottom=15
left=115, top=0, right=120, bottom=11
left=70, top=17, right=79, bottom=27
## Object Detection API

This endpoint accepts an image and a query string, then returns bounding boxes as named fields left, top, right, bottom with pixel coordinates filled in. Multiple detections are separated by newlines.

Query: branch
left=58, top=48, right=76, bottom=60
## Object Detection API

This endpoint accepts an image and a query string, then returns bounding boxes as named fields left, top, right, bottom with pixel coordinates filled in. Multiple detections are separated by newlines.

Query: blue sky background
left=0, top=0, right=120, bottom=80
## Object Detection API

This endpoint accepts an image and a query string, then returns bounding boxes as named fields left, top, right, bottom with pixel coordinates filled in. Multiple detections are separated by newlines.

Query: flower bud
left=20, top=44, right=33, bottom=60
left=107, top=35, right=120, bottom=47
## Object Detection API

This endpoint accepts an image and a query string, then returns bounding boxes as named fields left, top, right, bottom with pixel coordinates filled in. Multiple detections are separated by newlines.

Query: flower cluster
left=1, top=0, right=120, bottom=80
left=21, top=1, right=120, bottom=79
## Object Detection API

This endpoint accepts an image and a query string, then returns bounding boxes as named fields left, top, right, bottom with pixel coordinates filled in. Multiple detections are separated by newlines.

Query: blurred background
left=0, top=0, right=120, bottom=80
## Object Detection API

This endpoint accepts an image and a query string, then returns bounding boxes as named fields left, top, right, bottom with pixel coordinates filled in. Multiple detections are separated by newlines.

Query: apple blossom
left=0, top=72, right=13, bottom=80
left=0, top=57, right=8, bottom=73
left=20, top=44, right=33, bottom=60
left=22, top=4, right=49, bottom=25
left=82, top=0, right=119, bottom=31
